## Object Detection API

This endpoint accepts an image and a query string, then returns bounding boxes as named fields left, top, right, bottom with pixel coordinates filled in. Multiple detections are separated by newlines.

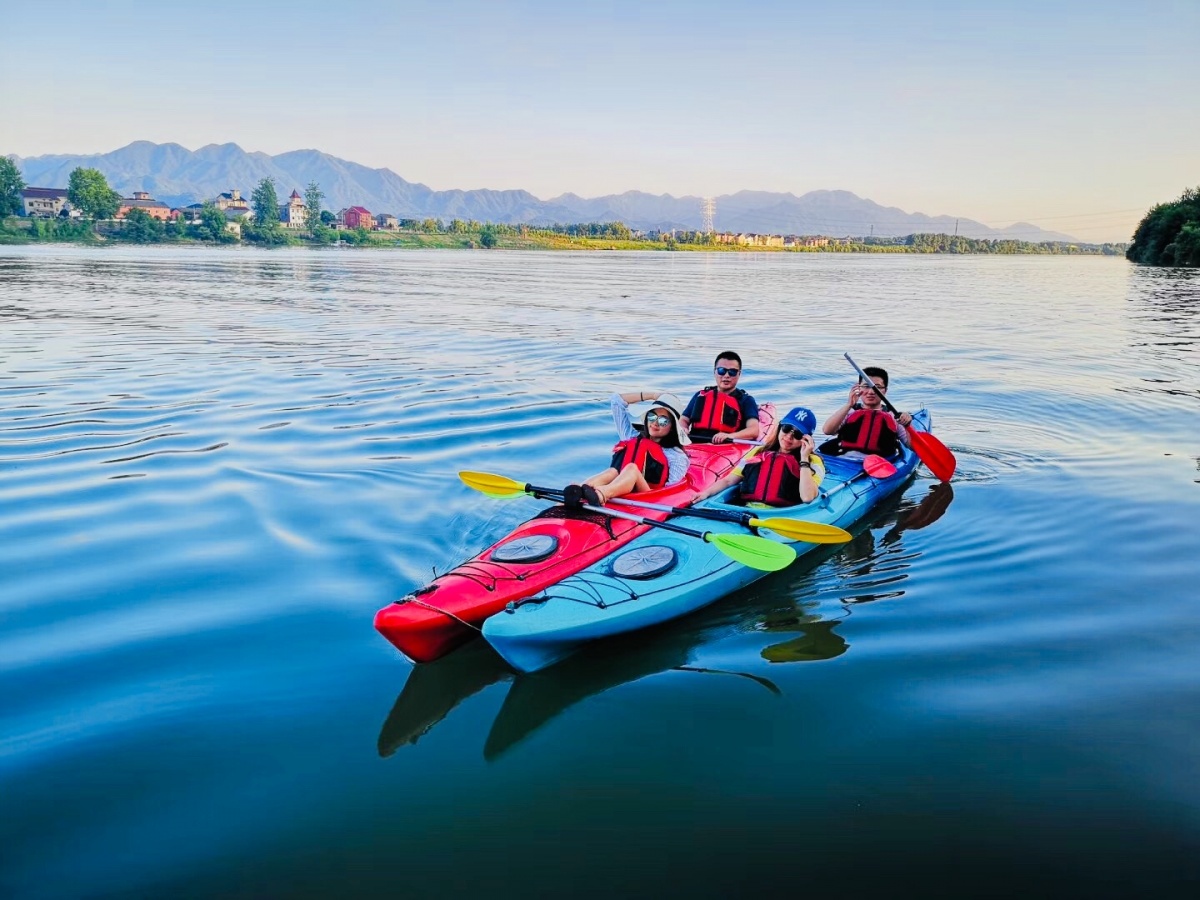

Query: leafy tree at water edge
left=117, top=208, right=164, bottom=243
left=1127, top=187, right=1200, bottom=267
left=252, top=178, right=280, bottom=229
left=0, top=155, right=24, bottom=217
left=304, top=181, right=324, bottom=236
left=67, top=167, right=121, bottom=220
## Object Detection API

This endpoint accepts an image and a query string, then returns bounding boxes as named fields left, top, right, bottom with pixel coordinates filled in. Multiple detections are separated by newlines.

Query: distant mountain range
left=14, top=141, right=1080, bottom=242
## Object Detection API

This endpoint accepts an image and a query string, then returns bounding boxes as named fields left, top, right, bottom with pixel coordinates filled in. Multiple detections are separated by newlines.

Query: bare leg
left=586, top=463, right=650, bottom=502
left=584, top=468, right=619, bottom=490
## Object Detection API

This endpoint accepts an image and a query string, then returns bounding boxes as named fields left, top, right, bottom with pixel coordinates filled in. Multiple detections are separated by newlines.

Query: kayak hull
left=483, top=410, right=931, bottom=673
left=375, top=407, right=774, bottom=663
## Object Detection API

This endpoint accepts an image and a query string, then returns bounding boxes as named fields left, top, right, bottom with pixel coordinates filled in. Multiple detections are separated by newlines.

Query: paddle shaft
left=815, top=455, right=895, bottom=504
left=460, top=472, right=797, bottom=567
left=513, top=482, right=846, bottom=545
left=528, top=485, right=758, bottom=529
left=819, top=467, right=873, bottom=503
left=845, top=353, right=905, bottom=419
left=525, top=487, right=717, bottom=541
left=619, top=495, right=755, bottom=527
left=844, top=353, right=957, bottom=482
left=523, top=443, right=765, bottom=526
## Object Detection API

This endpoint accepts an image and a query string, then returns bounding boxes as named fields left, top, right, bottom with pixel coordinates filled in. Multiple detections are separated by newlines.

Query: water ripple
left=1, top=247, right=1199, bottom=896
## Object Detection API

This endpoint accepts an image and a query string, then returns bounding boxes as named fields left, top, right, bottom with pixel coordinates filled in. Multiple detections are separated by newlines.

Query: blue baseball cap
left=780, top=406, right=816, bottom=436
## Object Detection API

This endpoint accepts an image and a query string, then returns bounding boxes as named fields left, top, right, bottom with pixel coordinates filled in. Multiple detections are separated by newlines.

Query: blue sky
left=2, top=0, right=1196, bottom=241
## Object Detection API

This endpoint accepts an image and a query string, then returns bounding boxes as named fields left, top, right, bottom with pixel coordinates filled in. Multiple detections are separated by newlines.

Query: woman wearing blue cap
left=693, top=406, right=820, bottom=507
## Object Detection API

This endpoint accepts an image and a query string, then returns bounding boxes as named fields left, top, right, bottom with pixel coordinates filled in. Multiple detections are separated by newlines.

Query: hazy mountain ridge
left=14, top=141, right=1079, bottom=241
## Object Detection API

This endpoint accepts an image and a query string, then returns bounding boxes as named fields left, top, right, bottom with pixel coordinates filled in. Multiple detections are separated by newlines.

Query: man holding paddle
left=820, top=365, right=912, bottom=458
left=829, top=355, right=957, bottom=482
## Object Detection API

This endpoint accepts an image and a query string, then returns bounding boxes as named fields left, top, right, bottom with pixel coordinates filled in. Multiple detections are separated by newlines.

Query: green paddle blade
left=707, top=532, right=796, bottom=571
left=750, top=517, right=852, bottom=544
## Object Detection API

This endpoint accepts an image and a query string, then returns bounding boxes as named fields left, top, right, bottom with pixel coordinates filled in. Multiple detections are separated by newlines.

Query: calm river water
left=1, top=246, right=1198, bottom=898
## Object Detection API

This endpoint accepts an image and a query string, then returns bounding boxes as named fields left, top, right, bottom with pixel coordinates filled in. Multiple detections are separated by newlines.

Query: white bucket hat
left=642, top=392, right=691, bottom=446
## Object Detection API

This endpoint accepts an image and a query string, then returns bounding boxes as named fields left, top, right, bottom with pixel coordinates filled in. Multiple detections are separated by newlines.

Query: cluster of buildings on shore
left=20, top=185, right=841, bottom=247
left=711, top=233, right=830, bottom=248
left=17, top=185, right=401, bottom=236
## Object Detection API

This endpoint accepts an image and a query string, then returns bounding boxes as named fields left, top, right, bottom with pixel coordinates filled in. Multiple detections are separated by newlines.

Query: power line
left=964, top=206, right=1150, bottom=222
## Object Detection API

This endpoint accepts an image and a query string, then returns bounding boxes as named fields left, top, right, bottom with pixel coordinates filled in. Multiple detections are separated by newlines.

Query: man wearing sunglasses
left=820, top=365, right=912, bottom=458
left=680, top=351, right=761, bottom=444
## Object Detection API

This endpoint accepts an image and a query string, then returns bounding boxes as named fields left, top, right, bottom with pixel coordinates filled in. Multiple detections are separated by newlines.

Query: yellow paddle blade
left=749, top=517, right=852, bottom=544
left=459, top=470, right=528, bottom=497
left=477, top=486, right=529, bottom=500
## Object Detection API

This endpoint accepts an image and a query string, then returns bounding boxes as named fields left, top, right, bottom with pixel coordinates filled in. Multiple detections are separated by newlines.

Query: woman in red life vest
left=693, top=406, right=820, bottom=507
left=563, top=391, right=691, bottom=507
left=820, top=365, right=912, bottom=459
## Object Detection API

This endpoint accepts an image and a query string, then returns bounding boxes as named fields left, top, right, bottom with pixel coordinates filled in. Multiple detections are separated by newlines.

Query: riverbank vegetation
left=0, top=214, right=1128, bottom=255
left=1127, top=188, right=1200, bottom=267
left=0, top=161, right=1127, bottom=256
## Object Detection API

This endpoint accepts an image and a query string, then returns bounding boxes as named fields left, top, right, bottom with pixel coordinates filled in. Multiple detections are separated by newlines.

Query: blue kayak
left=483, top=410, right=932, bottom=673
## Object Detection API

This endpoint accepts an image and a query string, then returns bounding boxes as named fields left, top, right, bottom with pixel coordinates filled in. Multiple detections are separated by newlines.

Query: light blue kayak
left=482, top=410, right=931, bottom=673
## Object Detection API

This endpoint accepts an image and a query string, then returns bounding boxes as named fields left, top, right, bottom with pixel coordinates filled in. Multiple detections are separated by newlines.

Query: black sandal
left=562, top=484, right=584, bottom=508
left=581, top=485, right=603, bottom=506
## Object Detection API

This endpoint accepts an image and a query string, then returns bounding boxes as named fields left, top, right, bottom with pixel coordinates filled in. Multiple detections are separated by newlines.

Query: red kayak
left=375, top=406, right=774, bottom=663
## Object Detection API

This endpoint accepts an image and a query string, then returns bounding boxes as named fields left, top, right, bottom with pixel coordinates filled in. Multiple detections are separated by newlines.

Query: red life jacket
left=837, top=409, right=899, bottom=457
left=610, top=436, right=670, bottom=489
left=740, top=451, right=804, bottom=507
left=690, top=387, right=744, bottom=437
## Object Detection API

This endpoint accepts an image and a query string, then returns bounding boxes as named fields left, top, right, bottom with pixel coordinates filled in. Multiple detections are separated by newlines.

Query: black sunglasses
left=715, top=366, right=740, bottom=377
left=780, top=425, right=808, bottom=436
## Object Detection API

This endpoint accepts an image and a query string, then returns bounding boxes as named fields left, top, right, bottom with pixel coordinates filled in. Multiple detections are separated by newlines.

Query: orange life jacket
left=610, top=436, right=669, bottom=489
left=837, top=408, right=899, bottom=457
left=690, top=387, right=744, bottom=438
left=740, top=451, right=805, bottom=507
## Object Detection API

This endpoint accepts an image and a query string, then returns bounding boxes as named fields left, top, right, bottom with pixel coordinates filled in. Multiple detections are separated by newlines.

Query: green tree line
left=1127, top=187, right=1200, bottom=267
left=0, top=157, right=1128, bottom=256
left=903, top=233, right=1124, bottom=255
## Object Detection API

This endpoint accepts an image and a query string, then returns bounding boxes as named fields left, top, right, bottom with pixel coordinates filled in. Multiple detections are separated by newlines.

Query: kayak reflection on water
left=376, top=479, right=954, bottom=759
left=377, top=640, right=512, bottom=757
left=376, top=598, right=850, bottom=762
left=834, top=481, right=955, bottom=605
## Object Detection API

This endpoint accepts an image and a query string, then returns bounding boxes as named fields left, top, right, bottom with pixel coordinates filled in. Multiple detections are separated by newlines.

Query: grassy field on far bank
left=1, top=216, right=1126, bottom=255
